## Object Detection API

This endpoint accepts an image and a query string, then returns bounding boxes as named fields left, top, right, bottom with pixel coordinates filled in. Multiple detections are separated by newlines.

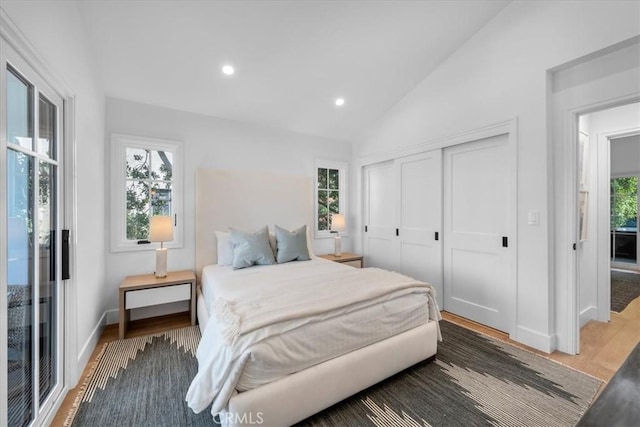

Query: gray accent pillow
left=229, top=226, right=276, bottom=269
left=275, top=225, right=311, bottom=263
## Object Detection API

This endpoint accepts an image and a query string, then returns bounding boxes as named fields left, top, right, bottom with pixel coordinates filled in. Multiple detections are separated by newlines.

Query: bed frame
left=195, top=168, right=438, bottom=427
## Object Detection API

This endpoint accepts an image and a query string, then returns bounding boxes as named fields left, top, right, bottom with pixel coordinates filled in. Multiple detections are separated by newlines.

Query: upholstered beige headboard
left=195, top=168, right=314, bottom=281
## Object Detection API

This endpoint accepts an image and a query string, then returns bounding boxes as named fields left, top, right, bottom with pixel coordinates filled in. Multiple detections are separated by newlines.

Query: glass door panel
left=38, top=95, right=56, bottom=159
left=5, top=61, right=62, bottom=426
left=37, top=157, right=57, bottom=405
left=6, top=69, right=33, bottom=151
left=7, top=149, right=34, bottom=427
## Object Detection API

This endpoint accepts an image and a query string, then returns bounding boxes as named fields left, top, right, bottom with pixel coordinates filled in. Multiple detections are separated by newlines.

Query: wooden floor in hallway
left=442, top=294, right=640, bottom=383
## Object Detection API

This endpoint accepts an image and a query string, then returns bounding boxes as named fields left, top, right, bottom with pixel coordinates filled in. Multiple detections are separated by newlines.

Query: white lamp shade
left=331, top=213, right=346, bottom=232
left=149, top=215, right=174, bottom=242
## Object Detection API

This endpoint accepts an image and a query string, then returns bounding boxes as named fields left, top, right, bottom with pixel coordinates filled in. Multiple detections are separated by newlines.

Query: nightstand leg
left=119, top=289, right=127, bottom=340
left=120, top=309, right=130, bottom=340
left=190, top=281, right=196, bottom=326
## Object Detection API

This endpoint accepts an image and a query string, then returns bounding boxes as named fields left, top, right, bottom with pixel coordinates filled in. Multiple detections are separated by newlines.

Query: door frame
left=597, top=128, right=640, bottom=322
left=557, top=96, right=640, bottom=355
left=0, top=9, right=78, bottom=425
left=357, top=119, right=518, bottom=337
left=550, top=35, right=640, bottom=355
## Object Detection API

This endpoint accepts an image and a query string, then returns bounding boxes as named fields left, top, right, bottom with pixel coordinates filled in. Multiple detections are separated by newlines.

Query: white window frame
left=314, top=160, right=348, bottom=239
left=110, top=133, right=184, bottom=252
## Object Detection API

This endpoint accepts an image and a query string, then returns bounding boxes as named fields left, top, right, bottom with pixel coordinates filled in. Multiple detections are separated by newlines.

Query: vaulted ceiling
left=78, top=0, right=510, bottom=141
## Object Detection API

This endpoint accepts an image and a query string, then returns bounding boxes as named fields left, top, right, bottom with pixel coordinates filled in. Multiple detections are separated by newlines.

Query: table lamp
left=149, top=215, right=173, bottom=278
left=330, top=213, right=346, bottom=257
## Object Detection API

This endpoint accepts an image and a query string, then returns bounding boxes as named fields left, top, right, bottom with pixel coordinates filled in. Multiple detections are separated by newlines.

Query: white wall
left=1, top=2, right=106, bottom=378
left=104, top=97, right=352, bottom=322
left=352, top=1, right=640, bottom=352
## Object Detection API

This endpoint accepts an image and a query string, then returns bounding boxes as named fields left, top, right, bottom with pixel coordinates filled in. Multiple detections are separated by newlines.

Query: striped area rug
left=299, top=321, right=602, bottom=427
left=64, top=326, right=210, bottom=426
left=65, top=322, right=601, bottom=426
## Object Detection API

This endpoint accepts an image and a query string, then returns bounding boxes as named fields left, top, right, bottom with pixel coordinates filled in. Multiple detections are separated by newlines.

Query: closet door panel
left=443, top=134, right=511, bottom=332
left=363, top=161, right=398, bottom=271
left=398, top=150, right=443, bottom=307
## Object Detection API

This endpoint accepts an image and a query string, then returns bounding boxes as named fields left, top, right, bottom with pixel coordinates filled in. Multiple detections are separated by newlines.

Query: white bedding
left=187, top=258, right=441, bottom=416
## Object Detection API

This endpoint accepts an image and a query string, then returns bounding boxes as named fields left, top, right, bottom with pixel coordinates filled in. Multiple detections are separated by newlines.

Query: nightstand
left=119, top=270, right=196, bottom=340
left=318, top=252, right=364, bottom=268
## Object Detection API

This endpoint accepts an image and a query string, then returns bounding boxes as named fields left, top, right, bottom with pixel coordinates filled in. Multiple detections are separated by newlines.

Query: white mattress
left=200, top=259, right=430, bottom=391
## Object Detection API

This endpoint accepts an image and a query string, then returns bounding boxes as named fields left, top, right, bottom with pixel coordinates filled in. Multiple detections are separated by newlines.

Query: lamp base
left=334, top=235, right=342, bottom=257
left=155, top=248, right=168, bottom=278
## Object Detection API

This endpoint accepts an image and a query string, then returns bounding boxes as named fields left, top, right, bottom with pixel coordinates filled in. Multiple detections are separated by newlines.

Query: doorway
left=576, top=102, right=640, bottom=337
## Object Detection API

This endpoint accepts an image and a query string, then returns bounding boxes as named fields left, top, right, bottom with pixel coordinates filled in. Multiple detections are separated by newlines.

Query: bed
left=189, top=169, right=441, bottom=427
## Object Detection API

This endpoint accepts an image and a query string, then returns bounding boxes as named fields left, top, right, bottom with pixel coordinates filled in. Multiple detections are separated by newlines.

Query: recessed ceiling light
left=222, top=65, right=235, bottom=76
left=335, top=97, right=345, bottom=107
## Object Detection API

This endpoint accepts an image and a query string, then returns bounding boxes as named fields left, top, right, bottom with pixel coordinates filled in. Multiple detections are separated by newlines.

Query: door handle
left=62, top=229, right=70, bottom=280
left=396, top=228, right=399, bottom=237
left=435, top=232, right=439, bottom=241
left=502, top=236, right=508, bottom=248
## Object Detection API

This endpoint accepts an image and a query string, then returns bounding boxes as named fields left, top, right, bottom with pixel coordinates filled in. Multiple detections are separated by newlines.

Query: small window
left=315, top=160, right=348, bottom=238
left=110, top=134, right=183, bottom=252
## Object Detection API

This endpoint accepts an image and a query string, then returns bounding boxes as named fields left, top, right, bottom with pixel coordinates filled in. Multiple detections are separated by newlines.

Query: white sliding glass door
left=2, top=39, right=65, bottom=427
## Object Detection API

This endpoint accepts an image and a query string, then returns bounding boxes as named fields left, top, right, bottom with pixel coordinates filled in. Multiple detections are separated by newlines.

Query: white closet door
left=363, top=161, right=398, bottom=271
left=398, top=150, right=443, bottom=307
left=444, top=134, right=511, bottom=332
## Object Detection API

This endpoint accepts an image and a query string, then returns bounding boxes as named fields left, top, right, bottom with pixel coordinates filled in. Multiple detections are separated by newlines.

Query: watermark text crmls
left=219, top=411, right=264, bottom=425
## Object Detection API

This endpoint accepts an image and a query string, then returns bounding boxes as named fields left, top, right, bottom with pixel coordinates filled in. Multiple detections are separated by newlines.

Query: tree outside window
left=315, top=161, right=347, bottom=236
left=111, top=134, right=183, bottom=252
left=126, top=148, right=173, bottom=240
left=611, top=176, right=638, bottom=232
left=317, top=168, right=340, bottom=231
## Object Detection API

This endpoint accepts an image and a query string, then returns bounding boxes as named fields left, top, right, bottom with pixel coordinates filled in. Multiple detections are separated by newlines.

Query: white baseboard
left=514, top=325, right=555, bottom=353
left=106, top=308, right=119, bottom=325
left=579, top=306, right=597, bottom=328
left=77, top=311, right=107, bottom=372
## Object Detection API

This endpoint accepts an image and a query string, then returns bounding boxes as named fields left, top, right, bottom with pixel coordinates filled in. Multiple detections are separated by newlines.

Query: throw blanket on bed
left=186, top=264, right=441, bottom=416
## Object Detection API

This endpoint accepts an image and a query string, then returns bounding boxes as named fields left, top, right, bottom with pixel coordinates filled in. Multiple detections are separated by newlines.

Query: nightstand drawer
left=125, top=283, right=191, bottom=309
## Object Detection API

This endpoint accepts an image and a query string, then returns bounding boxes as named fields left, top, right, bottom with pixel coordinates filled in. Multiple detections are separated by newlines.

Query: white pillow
left=268, top=232, right=277, bottom=257
left=306, top=225, right=316, bottom=257
left=215, top=231, right=234, bottom=266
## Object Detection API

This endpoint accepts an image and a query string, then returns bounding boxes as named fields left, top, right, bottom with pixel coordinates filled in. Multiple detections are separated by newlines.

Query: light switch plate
left=528, top=210, right=540, bottom=225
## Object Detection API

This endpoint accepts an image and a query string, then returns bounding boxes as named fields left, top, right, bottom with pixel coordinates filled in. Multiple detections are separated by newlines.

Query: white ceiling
left=78, top=0, right=510, bottom=142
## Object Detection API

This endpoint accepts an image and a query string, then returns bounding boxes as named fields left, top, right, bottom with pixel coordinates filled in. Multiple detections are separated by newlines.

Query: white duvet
left=186, top=259, right=441, bottom=416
